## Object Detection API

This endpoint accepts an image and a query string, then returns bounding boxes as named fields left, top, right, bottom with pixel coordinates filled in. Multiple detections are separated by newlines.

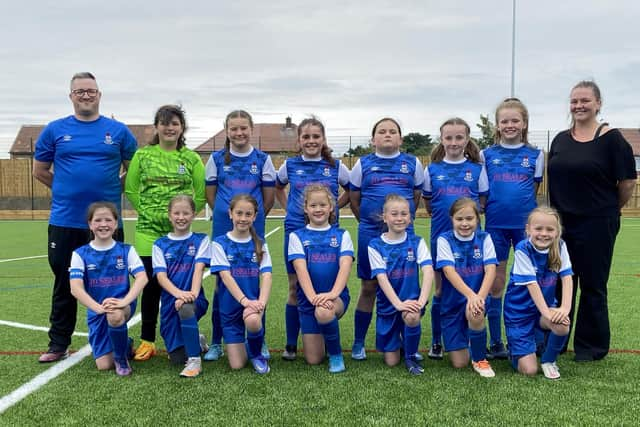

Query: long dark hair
left=229, top=194, right=264, bottom=264
left=151, top=104, right=187, bottom=150
left=298, top=116, right=335, bottom=167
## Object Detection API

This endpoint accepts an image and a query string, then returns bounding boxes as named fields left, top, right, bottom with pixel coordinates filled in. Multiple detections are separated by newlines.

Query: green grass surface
left=1, top=218, right=639, bottom=425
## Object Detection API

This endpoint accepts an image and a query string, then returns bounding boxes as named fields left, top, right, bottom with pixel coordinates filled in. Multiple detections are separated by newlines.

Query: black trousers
left=556, top=213, right=620, bottom=360
left=47, top=225, right=124, bottom=350
left=139, top=256, right=161, bottom=342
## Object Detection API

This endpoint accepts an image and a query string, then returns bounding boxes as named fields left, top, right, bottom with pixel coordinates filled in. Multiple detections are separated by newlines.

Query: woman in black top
left=547, top=80, right=636, bottom=361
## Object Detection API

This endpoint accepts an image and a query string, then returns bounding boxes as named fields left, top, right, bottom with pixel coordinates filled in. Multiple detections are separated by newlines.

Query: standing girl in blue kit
left=276, top=117, right=350, bottom=360
left=481, top=98, right=544, bottom=359
left=350, top=117, right=424, bottom=361
left=204, top=110, right=276, bottom=361
left=423, top=118, right=488, bottom=360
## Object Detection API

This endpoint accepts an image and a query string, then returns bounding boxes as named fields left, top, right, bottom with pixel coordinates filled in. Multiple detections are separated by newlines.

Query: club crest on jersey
left=250, top=162, right=258, bottom=174
left=178, top=164, right=186, bottom=175
left=188, top=244, right=196, bottom=257
left=400, top=161, right=409, bottom=174
left=63, top=135, right=72, bottom=142
left=473, top=246, right=482, bottom=259
left=464, top=170, right=473, bottom=182
left=104, top=132, right=113, bottom=145
left=330, top=236, right=339, bottom=247
left=406, top=248, right=415, bottom=262
left=251, top=252, right=258, bottom=263
left=116, top=256, right=125, bottom=269
left=521, top=156, right=530, bottom=168
left=323, top=167, right=331, bottom=177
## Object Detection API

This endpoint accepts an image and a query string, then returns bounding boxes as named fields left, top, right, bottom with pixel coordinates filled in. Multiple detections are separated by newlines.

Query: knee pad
left=178, top=303, right=195, bottom=320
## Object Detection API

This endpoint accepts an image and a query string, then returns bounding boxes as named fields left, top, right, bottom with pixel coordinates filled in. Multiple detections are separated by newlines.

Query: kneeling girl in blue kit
left=288, top=184, right=353, bottom=373
left=210, top=194, right=273, bottom=374
left=504, top=206, right=573, bottom=379
left=153, top=195, right=210, bottom=378
left=368, top=194, right=434, bottom=375
left=70, top=202, right=148, bottom=376
left=435, top=197, right=498, bottom=378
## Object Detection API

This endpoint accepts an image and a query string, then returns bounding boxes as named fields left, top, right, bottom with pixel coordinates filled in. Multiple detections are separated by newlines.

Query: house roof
left=620, top=128, right=640, bottom=155
left=194, top=120, right=298, bottom=154
left=9, top=123, right=156, bottom=155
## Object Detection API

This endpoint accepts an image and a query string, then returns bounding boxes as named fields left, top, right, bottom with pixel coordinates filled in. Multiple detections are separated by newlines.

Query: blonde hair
left=494, top=97, right=530, bottom=144
left=431, top=117, right=481, bottom=163
left=302, top=184, right=336, bottom=225
left=229, top=194, right=264, bottom=264
left=527, top=206, right=563, bottom=272
left=449, top=197, right=481, bottom=223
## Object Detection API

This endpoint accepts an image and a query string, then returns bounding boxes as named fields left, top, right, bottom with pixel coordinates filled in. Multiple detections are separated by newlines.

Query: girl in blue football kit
left=435, top=197, right=497, bottom=378
left=276, top=117, right=351, bottom=360
left=350, top=118, right=424, bottom=360
left=481, top=98, right=544, bottom=359
left=152, top=195, right=210, bottom=378
left=69, top=202, right=148, bottom=376
left=210, top=194, right=273, bottom=374
left=423, top=118, right=488, bottom=360
left=368, top=194, right=434, bottom=375
left=288, top=184, right=353, bottom=373
left=504, top=207, right=573, bottom=379
left=204, top=110, right=276, bottom=361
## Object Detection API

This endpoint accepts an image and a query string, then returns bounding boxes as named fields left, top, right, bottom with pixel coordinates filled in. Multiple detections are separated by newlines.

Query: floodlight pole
left=511, top=0, right=516, bottom=97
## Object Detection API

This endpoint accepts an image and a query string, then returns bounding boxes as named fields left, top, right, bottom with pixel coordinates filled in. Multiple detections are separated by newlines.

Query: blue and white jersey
left=368, top=232, right=432, bottom=316
left=481, top=144, right=544, bottom=229
left=288, top=224, right=353, bottom=313
left=152, top=231, right=210, bottom=300
left=277, top=155, right=350, bottom=232
left=423, top=159, right=489, bottom=240
left=34, top=115, right=137, bottom=228
left=210, top=233, right=272, bottom=315
left=504, top=239, right=572, bottom=324
left=205, top=146, right=276, bottom=238
left=70, top=241, right=144, bottom=318
left=436, top=230, right=498, bottom=316
left=350, top=152, right=423, bottom=230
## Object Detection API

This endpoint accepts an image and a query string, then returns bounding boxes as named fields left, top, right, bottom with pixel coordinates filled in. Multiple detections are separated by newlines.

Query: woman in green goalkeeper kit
left=125, top=105, right=206, bottom=361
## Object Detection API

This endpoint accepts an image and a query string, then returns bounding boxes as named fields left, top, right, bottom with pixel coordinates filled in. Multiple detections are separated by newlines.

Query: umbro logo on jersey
left=435, top=175, right=446, bottom=181
left=295, top=169, right=304, bottom=175
left=491, top=159, right=501, bottom=165
left=63, top=135, right=72, bottom=141
left=87, top=264, right=97, bottom=271
left=371, top=167, right=380, bottom=171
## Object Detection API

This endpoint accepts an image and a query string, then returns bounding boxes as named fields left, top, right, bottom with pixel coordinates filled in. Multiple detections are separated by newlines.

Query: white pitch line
left=0, top=226, right=282, bottom=414
left=0, top=320, right=88, bottom=337
left=0, top=313, right=141, bottom=414
left=0, top=255, right=47, bottom=264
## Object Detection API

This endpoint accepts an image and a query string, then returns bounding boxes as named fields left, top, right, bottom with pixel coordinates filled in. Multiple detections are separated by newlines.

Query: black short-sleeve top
left=548, top=128, right=637, bottom=217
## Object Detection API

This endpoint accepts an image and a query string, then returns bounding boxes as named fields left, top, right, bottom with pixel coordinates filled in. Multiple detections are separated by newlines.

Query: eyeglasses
left=71, top=89, right=99, bottom=97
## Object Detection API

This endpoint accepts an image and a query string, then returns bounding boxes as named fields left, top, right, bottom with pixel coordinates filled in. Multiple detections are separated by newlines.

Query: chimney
left=285, top=116, right=292, bottom=129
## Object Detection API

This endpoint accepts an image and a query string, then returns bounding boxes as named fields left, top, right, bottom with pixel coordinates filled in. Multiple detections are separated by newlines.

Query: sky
left=1, top=0, right=639, bottom=157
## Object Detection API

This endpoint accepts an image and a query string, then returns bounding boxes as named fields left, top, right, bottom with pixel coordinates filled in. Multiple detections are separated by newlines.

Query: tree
left=474, top=114, right=496, bottom=149
left=402, top=132, right=434, bottom=156
left=345, top=144, right=373, bottom=156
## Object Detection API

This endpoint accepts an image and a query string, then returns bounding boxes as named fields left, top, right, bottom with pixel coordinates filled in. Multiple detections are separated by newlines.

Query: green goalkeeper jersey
left=125, top=144, right=206, bottom=255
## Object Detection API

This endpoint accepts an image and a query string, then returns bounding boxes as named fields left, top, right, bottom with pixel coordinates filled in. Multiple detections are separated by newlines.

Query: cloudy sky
left=1, top=0, right=638, bottom=157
